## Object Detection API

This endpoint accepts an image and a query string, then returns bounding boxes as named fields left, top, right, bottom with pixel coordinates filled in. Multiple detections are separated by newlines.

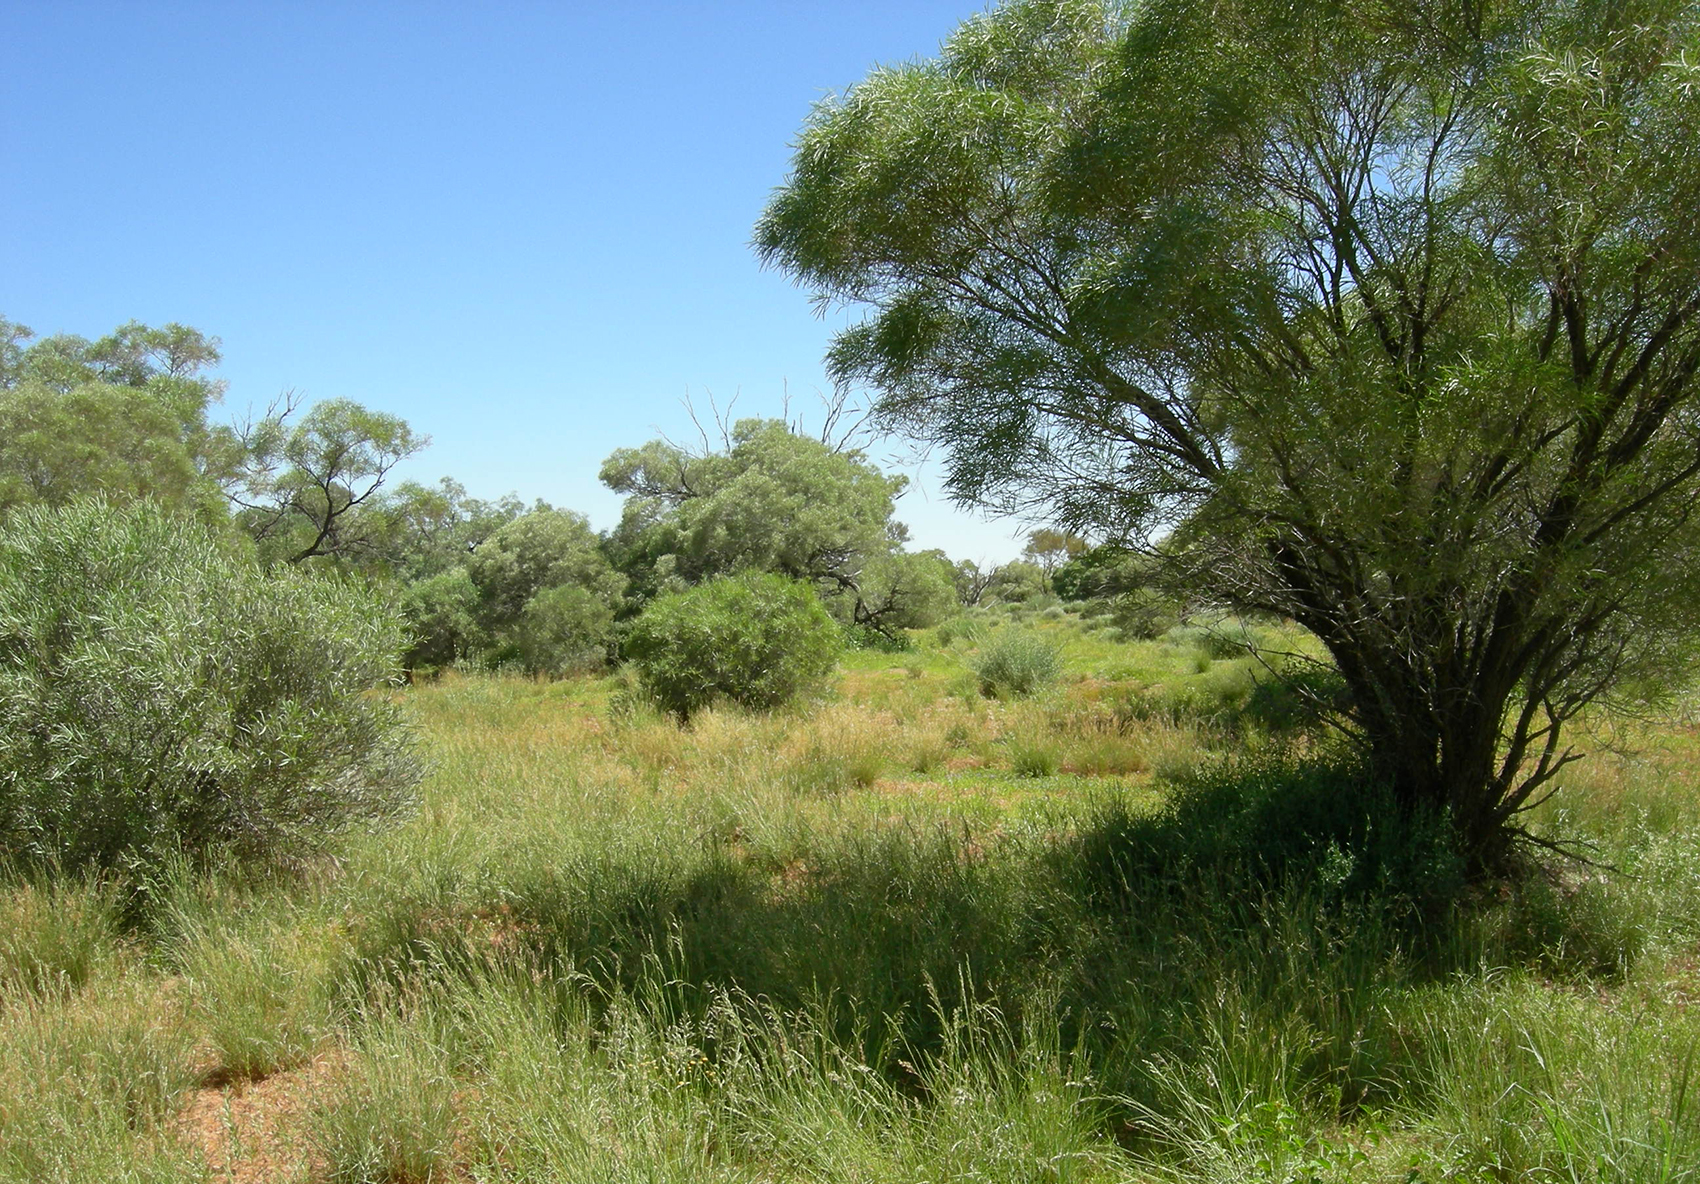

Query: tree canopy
left=602, top=418, right=952, bottom=636
left=233, top=396, right=427, bottom=565
left=0, top=318, right=237, bottom=520
left=466, top=506, right=626, bottom=634
left=759, top=0, right=1700, bottom=871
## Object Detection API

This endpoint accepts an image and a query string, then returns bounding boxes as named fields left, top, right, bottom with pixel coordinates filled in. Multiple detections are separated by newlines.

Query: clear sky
left=1, top=0, right=1038, bottom=563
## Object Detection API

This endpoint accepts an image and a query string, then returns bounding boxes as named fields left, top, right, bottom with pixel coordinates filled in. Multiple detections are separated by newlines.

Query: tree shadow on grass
left=336, top=755, right=1642, bottom=1115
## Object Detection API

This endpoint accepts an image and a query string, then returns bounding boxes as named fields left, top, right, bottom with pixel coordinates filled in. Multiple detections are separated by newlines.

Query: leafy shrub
left=1109, top=589, right=1180, bottom=640
left=0, top=499, right=419, bottom=874
left=983, top=560, right=1047, bottom=604
left=515, top=584, right=615, bottom=676
left=398, top=567, right=481, bottom=669
left=934, top=615, right=986, bottom=647
left=625, top=572, right=842, bottom=717
left=1164, top=621, right=1254, bottom=660
left=970, top=630, right=1060, bottom=698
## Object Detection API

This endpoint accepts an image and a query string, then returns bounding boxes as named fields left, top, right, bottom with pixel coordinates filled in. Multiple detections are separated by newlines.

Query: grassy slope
left=4, top=610, right=1700, bottom=1182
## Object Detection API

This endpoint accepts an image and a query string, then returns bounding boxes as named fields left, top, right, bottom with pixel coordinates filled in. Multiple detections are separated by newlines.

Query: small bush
left=1164, top=620, right=1253, bottom=660
left=0, top=499, right=419, bottom=874
left=1008, top=737, right=1060, bottom=778
left=626, top=572, right=842, bottom=717
left=970, top=631, right=1060, bottom=699
left=934, top=615, right=986, bottom=647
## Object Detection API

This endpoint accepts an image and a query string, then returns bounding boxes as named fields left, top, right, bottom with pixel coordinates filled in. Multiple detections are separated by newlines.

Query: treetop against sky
left=0, top=0, right=1031, bottom=563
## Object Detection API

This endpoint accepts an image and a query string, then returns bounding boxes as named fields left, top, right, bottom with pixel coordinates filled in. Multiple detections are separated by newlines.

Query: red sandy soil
left=173, top=1054, right=342, bottom=1184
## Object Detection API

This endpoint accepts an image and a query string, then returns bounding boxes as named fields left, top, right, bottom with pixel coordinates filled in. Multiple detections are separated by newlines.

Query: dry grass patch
left=777, top=702, right=898, bottom=791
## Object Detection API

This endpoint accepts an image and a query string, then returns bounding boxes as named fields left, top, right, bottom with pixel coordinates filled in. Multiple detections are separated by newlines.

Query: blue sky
left=1, top=0, right=1037, bottom=563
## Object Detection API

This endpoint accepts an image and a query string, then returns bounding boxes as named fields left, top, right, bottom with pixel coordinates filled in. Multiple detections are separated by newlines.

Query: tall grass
left=0, top=871, right=127, bottom=995
left=4, top=618, right=1700, bottom=1181
left=970, top=629, right=1062, bottom=699
left=0, top=974, right=201, bottom=1183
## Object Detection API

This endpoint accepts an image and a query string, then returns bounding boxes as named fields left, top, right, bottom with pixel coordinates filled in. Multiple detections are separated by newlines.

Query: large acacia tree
left=759, top=0, right=1700, bottom=872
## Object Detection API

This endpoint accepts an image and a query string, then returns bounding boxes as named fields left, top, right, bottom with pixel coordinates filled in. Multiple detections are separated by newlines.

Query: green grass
left=4, top=614, right=1700, bottom=1180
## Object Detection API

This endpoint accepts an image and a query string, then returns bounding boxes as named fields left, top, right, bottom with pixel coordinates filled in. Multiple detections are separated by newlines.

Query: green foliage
left=1072, top=756, right=1466, bottom=921
left=951, top=558, right=997, bottom=605
left=0, top=875, right=124, bottom=996
left=12, top=665, right=1700, bottom=1180
left=0, top=383, right=216, bottom=519
left=1007, top=736, right=1060, bottom=778
left=515, top=584, right=616, bottom=676
left=1021, top=527, right=1088, bottom=576
left=1163, top=622, right=1251, bottom=661
left=602, top=419, right=904, bottom=589
left=758, top=0, right=1700, bottom=871
left=399, top=566, right=482, bottom=669
left=1053, top=545, right=1163, bottom=606
left=933, top=614, right=987, bottom=648
left=0, top=499, right=419, bottom=873
left=982, top=559, right=1046, bottom=604
left=842, top=622, right=912, bottom=652
left=626, top=572, right=842, bottom=717
left=0, top=318, right=236, bottom=522
left=234, top=395, right=426, bottom=566
left=0, top=317, right=225, bottom=409
left=1243, top=662, right=1352, bottom=735
left=372, top=477, right=525, bottom=581
left=603, top=418, right=939, bottom=638
left=970, top=629, right=1060, bottom=698
left=462, top=505, right=625, bottom=651
left=173, top=911, right=343, bottom=1084
left=846, top=548, right=959, bottom=635
left=311, top=1007, right=460, bottom=1184
left=1109, top=588, right=1180, bottom=640
left=0, top=974, right=201, bottom=1179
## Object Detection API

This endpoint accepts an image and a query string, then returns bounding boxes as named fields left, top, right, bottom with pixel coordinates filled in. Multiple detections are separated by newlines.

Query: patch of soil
left=173, top=1053, right=343, bottom=1183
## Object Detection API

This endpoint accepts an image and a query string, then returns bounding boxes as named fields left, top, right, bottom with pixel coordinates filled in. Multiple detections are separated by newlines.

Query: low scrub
left=626, top=571, right=842, bottom=717
left=0, top=498, right=419, bottom=874
left=970, top=630, right=1060, bottom=699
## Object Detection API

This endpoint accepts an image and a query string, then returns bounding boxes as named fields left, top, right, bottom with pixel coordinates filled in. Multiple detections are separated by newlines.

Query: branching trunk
left=758, top=0, right=1700, bottom=881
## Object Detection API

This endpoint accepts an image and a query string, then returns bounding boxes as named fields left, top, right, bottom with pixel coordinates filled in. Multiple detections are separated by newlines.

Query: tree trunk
left=1329, top=640, right=1523, bottom=879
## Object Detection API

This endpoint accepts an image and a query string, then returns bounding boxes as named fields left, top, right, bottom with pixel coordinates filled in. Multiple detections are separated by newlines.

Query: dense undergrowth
left=5, top=609, right=1700, bottom=1181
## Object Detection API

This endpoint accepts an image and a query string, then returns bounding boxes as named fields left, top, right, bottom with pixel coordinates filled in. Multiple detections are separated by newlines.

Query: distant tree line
left=0, top=314, right=1093, bottom=683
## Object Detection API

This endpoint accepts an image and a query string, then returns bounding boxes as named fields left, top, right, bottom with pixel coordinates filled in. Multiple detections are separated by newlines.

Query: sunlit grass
left=4, top=614, right=1700, bottom=1181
